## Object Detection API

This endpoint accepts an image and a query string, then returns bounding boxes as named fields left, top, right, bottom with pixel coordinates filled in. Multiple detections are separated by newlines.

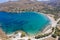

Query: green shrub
left=51, top=34, right=57, bottom=38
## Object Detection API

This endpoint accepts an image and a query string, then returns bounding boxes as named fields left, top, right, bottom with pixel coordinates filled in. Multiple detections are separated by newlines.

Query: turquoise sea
left=0, top=11, right=50, bottom=35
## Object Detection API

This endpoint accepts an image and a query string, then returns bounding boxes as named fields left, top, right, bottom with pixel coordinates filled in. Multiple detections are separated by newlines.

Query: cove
left=0, top=11, right=50, bottom=35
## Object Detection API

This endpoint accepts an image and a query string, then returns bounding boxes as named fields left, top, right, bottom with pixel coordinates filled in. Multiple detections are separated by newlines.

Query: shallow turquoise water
left=0, top=11, right=50, bottom=35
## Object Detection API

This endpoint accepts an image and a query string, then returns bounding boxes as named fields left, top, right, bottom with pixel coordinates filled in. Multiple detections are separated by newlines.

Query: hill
left=0, top=0, right=60, bottom=19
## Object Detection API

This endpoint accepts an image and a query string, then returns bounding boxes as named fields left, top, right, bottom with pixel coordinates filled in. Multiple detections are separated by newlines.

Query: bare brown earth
left=0, top=0, right=53, bottom=12
left=0, top=29, right=9, bottom=40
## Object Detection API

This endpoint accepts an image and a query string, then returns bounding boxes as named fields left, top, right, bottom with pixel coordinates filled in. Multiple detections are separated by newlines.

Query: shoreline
left=41, top=14, right=55, bottom=33
left=7, top=13, right=55, bottom=38
left=0, top=12, right=56, bottom=40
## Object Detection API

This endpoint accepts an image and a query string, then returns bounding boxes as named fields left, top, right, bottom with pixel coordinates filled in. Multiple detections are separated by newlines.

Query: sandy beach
left=0, top=13, right=58, bottom=40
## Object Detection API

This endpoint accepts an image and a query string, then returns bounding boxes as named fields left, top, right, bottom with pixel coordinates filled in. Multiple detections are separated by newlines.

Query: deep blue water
left=0, top=11, right=50, bottom=35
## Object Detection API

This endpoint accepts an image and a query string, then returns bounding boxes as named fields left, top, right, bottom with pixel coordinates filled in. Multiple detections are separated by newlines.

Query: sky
left=0, top=0, right=9, bottom=3
left=0, top=0, right=18, bottom=3
left=37, top=0, right=49, bottom=1
left=0, top=0, right=49, bottom=3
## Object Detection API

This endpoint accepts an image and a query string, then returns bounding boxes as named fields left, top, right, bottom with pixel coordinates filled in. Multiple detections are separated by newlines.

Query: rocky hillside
left=0, top=0, right=53, bottom=11
left=0, top=0, right=60, bottom=19
left=45, top=0, right=60, bottom=7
